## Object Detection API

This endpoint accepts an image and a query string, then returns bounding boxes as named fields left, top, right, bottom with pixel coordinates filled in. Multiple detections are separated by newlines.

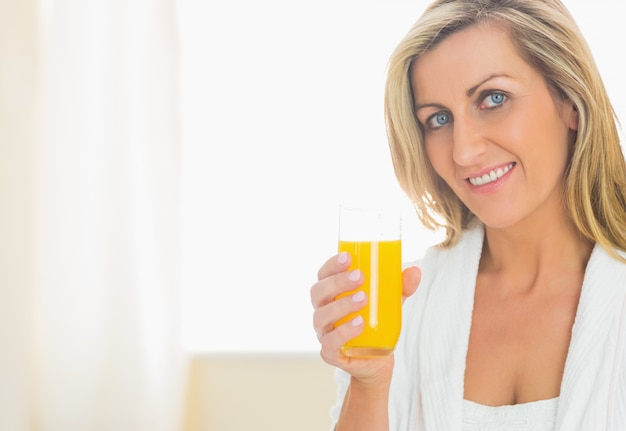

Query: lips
left=467, top=163, right=515, bottom=186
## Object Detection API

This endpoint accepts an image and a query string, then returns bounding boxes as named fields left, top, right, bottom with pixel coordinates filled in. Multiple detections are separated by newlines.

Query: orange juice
left=335, top=239, right=402, bottom=357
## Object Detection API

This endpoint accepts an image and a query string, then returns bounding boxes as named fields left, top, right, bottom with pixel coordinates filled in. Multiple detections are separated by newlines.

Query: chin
left=473, top=213, right=521, bottom=231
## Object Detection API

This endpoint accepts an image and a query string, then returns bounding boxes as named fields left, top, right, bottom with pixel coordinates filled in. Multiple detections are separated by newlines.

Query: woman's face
left=411, top=22, right=578, bottom=230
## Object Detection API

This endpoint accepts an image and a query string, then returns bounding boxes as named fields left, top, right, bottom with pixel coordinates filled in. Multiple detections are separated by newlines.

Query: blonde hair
left=385, top=0, right=626, bottom=258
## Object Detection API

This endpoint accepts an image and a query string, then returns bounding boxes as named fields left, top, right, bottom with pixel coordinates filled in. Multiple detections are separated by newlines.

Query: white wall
left=178, top=0, right=626, bottom=353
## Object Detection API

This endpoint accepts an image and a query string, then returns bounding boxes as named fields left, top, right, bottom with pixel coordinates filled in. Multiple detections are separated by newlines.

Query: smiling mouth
left=467, top=163, right=515, bottom=186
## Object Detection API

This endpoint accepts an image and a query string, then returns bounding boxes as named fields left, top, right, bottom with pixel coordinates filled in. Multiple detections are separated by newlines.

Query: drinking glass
left=335, top=205, right=402, bottom=357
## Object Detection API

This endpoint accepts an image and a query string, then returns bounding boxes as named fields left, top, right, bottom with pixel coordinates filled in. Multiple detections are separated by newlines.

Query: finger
left=310, top=267, right=363, bottom=309
left=319, top=315, right=365, bottom=365
left=401, top=265, right=421, bottom=301
left=317, top=251, right=351, bottom=281
left=313, top=290, right=367, bottom=340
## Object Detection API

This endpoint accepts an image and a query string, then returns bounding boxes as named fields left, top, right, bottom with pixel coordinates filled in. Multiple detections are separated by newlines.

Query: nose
left=452, top=115, right=487, bottom=166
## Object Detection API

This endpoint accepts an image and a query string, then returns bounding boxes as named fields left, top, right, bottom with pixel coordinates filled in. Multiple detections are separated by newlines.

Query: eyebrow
left=414, top=73, right=511, bottom=112
left=466, top=73, right=510, bottom=97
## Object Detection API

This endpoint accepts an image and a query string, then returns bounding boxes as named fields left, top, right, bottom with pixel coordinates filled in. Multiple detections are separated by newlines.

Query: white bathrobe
left=330, top=224, right=626, bottom=430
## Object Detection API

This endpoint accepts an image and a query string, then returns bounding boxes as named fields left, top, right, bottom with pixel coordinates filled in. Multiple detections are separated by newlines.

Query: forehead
left=411, top=22, right=530, bottom=101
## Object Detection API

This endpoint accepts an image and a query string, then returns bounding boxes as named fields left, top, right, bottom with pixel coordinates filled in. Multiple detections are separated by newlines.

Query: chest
left=463, top=276, right=582, bottom=406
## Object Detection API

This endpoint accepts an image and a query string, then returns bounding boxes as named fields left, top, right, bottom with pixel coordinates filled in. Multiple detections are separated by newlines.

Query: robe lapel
left=418, top=225, right=483, bottom=429
left=556, top=246, right=626, bottom=429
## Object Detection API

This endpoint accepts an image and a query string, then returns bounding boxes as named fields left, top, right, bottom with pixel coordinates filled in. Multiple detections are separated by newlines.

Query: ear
left=568, top=103, right=579, bottom=131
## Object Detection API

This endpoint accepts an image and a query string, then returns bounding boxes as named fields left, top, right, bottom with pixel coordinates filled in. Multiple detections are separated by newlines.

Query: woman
left=310, top=0, right=626, bottom=429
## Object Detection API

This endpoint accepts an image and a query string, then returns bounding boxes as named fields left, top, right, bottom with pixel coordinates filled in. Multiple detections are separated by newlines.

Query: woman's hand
left=310, top=251, right=421, bottom=385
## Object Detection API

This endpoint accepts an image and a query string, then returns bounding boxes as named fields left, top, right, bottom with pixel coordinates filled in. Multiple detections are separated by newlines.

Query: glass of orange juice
left=335, top=205, right=402, bottom=357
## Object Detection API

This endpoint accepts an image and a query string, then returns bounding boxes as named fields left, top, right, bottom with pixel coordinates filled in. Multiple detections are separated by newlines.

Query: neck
left=480, top=218, right=593, bottom=293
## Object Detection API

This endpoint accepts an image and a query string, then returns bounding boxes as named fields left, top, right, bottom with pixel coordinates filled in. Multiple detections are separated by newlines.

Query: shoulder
left=404, top=222, right=485, bottom=284
left=401, top=223, right=484, bottom=316
left=586, top=243, right=626, bottom=281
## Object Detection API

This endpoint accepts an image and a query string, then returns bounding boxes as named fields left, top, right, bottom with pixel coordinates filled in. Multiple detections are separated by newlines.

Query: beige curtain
left=0, top=1, right=187, bottom=430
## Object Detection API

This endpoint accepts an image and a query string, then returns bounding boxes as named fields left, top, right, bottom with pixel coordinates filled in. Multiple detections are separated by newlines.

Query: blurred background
left=1, top=0, right=624, bottom=430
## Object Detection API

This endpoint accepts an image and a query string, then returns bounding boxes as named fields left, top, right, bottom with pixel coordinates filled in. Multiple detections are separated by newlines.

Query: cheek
left=496, top=110, right=557, bottom=159
left=523, top=112, right=571, bottom=167
left=424, top=139, right=452, bottom=178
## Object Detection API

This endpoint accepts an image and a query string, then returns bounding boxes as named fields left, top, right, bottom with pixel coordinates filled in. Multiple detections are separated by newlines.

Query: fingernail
left=348, top=270, right=361, bottom=282
left=337, top=252, right=348, bottom=265
left=352, top=291, right=365, bottom=302
left=351, top=315, right=364, bottom=327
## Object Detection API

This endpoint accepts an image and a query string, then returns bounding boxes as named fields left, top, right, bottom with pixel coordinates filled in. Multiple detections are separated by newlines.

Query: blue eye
left=427, top=113, right=450, bottom=129
left=481, top=92, right=507, bottom=109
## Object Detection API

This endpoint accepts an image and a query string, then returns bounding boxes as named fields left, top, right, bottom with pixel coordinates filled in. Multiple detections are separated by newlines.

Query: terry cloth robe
left=330, top=223, right=626, bottom=430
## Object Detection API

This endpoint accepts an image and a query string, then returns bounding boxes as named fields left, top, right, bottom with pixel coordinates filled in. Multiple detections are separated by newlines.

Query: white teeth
left=468, top=163, right=514, bottom=186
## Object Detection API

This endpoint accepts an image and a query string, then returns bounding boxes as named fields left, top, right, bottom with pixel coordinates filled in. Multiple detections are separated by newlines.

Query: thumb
left=401, top=265, right=421, bottom=302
